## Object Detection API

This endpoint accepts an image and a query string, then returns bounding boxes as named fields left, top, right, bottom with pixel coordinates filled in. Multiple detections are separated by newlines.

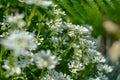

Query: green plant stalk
left=26, top=5, right=37, bottom=28
left=62, top=35, right=78, bottom=57
left=28, top=5, right=37, bottom=21
left=0, top=47, right=7, bottom=61
left=36, top=23, right=42, bottom=40
left=54, top=30, right=69, bottom=55
left=40, top=68, right=45, bottom=78
left=26, top=66, right=38, bottom=80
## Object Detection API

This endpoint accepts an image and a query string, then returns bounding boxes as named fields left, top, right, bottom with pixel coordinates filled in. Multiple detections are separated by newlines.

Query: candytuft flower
left=1, top=30, right=37, bottom=56
left=41, top=69, right=73, bottom=80
left=6, top=13, right=25, bottom=28
left=2, top=60, right=21, bottom=77
left=34, top=50, right=58, bottom=69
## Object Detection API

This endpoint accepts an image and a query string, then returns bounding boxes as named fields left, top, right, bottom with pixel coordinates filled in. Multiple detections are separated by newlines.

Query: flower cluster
left=1, top=30, right=37, bottom=57
left=6, top=13, right=26, bottom=28
left=41, top=69, right=73, bottom=80
left=34, top=50, right=58, bottom=69
left=0, top=1, right=112, bottom=80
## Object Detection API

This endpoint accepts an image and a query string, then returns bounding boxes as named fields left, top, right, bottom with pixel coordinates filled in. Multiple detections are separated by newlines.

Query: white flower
left=92, top=56, right=106, bottom=63
left=89, top=73, right=108, bottom=80
left=34, top=50, right=58, bottom=69
left=97, top=64, right=112, bottom=73
left=53, top=8, right=66, bottom=15
left=65, top=23, right=90, bottom=35
left=97, top=72, right=109, bottom=80
left=68, top=31, right=75, bottom=37
left=97, top=64, right=103, bottom=71
left=87, top=49, right=101, bottom=56
left=50, top=36, right=62, bottom=48
left=89, top=77, right=101, bottom=80
left=78, top=26, right=89, bottom=34
left=20, top=0, right=52, bottom=7
left=83, top=56, right=90, bottom=65
left=41, top=69, right=73, bottom=80
left=2, top=60, right=21, bottom=77
left=65, top=22, right=75, bottom=30
left=17, top=52, right=34, bottom=67
left=103, top=64, right=113, bottom=73
left=6, top=13, right=25, bottom=28
left=47, top=18, right=64, bottom=34
left=74, top=49, right=82, bottom=57
left=79, top=38, right=95, bottom=48
left=68, top=59, right=85, bottom=73
left=1, top=30, right=37, bottom=56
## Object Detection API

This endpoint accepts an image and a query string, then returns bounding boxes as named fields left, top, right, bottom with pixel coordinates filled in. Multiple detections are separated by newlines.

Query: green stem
left=26, top=66, right=38, bottom=80
left=36, top=23, right=42, bottom=40
left=40, top=68, right=45, bottom=78
left=26, top=5, right=37, bottom=28
left=62, top=35, right=78, bottom=57
left=28, top=5, right=37, bottom=21
left=54, top=30, right=69, bottom=55
left=0, top=47, right=7, bottom=61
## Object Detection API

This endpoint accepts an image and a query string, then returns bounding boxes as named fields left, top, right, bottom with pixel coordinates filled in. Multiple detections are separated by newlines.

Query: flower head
left=6, top=13, right=25, bottom=28
left=41, top=69, right=73, bottom=80
left=1, top=30, right=37, bottom=56
left=34, top=50, right=58, bottom=69
left=68, top=59, right=85, bottom=73
left=2, top=60, right=21, bottom=77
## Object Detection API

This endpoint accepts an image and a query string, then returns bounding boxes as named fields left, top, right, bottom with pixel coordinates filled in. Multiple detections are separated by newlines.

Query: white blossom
left=103, top=64, right=113, bottom=73
left=6, top=13, right=25, bottom=28
left=53, top=8, right=66, bottom=15
left=1, top=30, right=37, bottom=56
left=73, top=25, right=89, bottom=35
left=68, top=59, right=85, bottom=73
left=41, top=69, right=73, bottom=80
left=97, top=72, right=109, bottom=80
left=17, top=52, right=34, bottom=67
left=34, top=50, right=58, bottom=69
left=92, top=56, right=106, bottom=63
left=2, top=60, right=21, bottom=77
left=47, top=18, right=64, bottom=34
left=89, top=77, right=101, bottom=80
left=79, top=38, right=95, bottom=48
left=97, top=64, right=113, bottom=73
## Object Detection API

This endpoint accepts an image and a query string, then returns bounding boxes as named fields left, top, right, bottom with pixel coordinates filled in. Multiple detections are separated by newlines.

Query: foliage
left=53, top=0, right=120, bottom=37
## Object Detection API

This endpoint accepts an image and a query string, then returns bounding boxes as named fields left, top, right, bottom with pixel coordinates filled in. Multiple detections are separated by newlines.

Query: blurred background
left=53, top=0, right=120, bottom=80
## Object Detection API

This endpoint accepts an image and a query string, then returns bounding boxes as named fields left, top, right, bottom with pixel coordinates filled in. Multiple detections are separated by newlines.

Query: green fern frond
left=54, top=0, right=120, bottom=37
